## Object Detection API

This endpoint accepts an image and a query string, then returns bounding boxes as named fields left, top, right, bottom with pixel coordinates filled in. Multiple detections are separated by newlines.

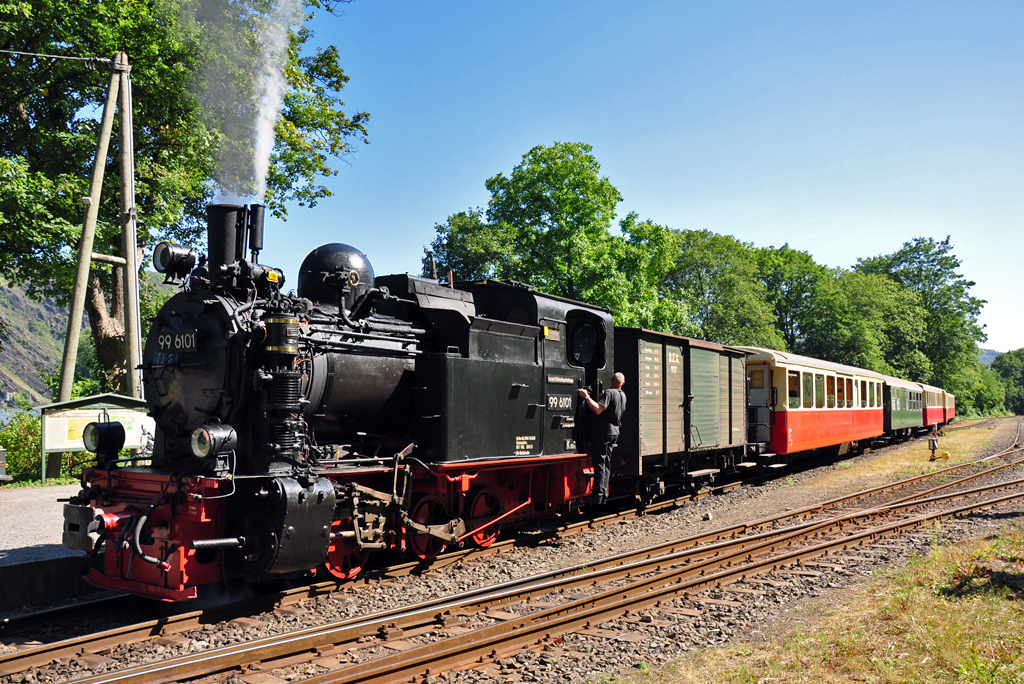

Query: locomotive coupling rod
left=190, top=536, right=246, bottom=550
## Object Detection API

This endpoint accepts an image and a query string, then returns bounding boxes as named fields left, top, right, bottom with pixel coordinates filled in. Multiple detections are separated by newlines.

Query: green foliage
left=0, top=404, right=90, bottom=482
left=0, top=0, right=368, bottom=386
left=483, top=142, right=624, bottom=302
left=428, top=143, right=995, bottom=400
left=857, top=237, right=986, bottom=398
left=991, top=349, right=1024, bottom=415
left=0, top=405, right=41, bottom=480
left=425, top=142, right=680, bottom=329
left=613, top=215, right=694, bottom=335
left=668, top=230, right=784, bottom=347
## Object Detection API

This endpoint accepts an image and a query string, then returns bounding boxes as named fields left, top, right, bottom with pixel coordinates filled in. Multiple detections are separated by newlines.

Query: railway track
left=2, top=419, right=1018, bottom=683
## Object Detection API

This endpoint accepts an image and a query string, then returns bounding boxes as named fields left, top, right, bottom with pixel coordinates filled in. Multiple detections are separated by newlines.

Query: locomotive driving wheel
left=409, top=495, right=448, bottom=560
left=466, top=487, right=503, bottom=548
left=323, top=518, right=369, bottom=580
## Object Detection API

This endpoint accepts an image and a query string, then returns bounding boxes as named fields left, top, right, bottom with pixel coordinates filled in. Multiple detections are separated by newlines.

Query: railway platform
left=0, top=484, right=98, bottom=614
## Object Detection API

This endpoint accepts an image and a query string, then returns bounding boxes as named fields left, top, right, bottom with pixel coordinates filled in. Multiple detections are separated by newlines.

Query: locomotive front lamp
left=190, top=424, right=237, bottom=458
left=82, top=421, right=126, bottom=460
left=153, top=241, right=197, bottom=279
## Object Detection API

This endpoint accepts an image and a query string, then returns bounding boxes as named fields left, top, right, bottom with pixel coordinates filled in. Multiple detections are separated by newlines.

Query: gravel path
left=0, top=485, right=82, bottom=566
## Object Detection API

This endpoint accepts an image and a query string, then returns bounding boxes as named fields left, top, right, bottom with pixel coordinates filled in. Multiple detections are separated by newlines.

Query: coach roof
left=736, top=347, right=886, bottom=380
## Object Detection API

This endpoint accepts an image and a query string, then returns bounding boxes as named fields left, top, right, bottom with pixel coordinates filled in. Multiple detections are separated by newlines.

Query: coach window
left=814, top=374, right=825, bottom=408
left=802, top=372, right=814, bottom=409
left=836, top=377, right=845, bottom=408
left=788, top=371, right=800, bottom=408
left=860, top=380, right=868, bottom=408
left=826, top=376, right=836, bottom=408
left=846, top=378, right=854, bottom=408
left=869, top=382, right=875, bottom=407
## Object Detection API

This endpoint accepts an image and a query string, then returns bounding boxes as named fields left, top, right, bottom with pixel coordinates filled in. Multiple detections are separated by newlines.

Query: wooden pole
left=57, top=55, right=122, bottom=405
left=118, top=52, right=142, bottom=399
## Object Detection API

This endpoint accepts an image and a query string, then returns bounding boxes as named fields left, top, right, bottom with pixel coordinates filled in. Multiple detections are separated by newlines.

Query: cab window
left=788, top=371, right=800, bottom=408
left=802, top=372, right=814, bottom=409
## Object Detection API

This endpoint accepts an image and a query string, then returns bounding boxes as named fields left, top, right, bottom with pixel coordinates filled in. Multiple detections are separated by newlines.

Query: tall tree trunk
left=86, top=266, right=127, bottom=395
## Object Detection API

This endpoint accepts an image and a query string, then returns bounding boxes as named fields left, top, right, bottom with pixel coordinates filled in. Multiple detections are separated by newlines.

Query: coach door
left=747, top=364, right=771, bottom=444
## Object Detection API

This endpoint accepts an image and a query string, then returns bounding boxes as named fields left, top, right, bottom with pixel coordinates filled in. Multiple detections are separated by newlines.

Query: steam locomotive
left=61, top=203, right=954, bottom=601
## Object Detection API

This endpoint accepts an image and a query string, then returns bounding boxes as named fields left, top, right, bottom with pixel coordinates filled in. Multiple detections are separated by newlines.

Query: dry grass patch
left=620, top=521, right=1024, bottom=684
left=784, top=419, right=1013, bottom=500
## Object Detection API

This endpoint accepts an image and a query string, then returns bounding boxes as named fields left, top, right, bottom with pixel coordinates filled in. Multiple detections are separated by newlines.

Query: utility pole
left=118, top=53, right=142, bottom=399
left=55, top=52, right=142, bottom=478
left=57, top=54, right=123, bottom=405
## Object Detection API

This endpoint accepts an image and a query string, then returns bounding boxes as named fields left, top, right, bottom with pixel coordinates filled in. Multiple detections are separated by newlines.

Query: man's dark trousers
left=590, top=435, right=618, bottom=503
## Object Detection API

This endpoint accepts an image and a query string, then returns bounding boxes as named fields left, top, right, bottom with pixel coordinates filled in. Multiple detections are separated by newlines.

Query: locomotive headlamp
left=190, top=423, right=237, bottom=458
left=82, top=421, right=126, bottom=459
left=153, top=241, right=196, bottom=278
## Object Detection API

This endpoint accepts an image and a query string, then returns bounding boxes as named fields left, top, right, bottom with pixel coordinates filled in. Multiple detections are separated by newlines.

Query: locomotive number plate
left=547, top=394, right=573, bottom=411
left=157, top=330, right=199, bottom=352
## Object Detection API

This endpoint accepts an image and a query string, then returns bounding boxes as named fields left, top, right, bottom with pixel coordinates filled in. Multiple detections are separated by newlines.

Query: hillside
left=979, top=348, right=1002, bottom=366
left=0, top=286, right=69, bottom=407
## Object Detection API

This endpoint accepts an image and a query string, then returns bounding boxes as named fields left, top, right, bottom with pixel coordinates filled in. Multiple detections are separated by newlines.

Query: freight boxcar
left=882, top=375, right=923, bottom=439
left=613, top=328, right=748, bottom=499
left=739, top=348, right=885, bottom=458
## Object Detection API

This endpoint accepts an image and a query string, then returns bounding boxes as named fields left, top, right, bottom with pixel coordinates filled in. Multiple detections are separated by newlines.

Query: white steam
left=199, top=0, right=303, bottom=203
left=252, top=0, right=303, bottom=199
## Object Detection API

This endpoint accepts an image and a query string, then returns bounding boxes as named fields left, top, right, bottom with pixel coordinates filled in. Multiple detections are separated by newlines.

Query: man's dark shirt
left=595, top=388, right=627, bottom=439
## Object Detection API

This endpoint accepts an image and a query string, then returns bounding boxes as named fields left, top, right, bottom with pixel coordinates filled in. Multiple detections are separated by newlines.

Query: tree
left=755, top=245, right=829, bottom=352
left=666, top=230, right=784, bottom=347
left=992, top=349, right=1024, bottom=414
left=0, top=0, right=368, bottom=392
left=856, top=237, right=985, bottom=399
left=425, top=142, right=624, bottom=301
left=611, top=214, right=695, bottom=335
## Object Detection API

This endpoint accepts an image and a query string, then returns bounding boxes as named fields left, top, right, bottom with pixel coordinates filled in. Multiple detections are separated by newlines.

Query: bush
left=0, top=404, right=87, bottom=483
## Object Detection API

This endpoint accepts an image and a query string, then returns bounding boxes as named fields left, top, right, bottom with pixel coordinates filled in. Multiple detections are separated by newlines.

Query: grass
left=781, top=419, right=1012, bottom=502
left=623, top=522, right=1024, bottom=684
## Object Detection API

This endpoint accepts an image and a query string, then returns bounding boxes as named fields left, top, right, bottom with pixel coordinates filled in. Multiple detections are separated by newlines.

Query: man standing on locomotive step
left=578, top=372, right=627, bottom=505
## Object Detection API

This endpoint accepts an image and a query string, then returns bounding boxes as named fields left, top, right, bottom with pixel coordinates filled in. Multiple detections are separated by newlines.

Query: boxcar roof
left=626, top=328, right=750, bottom=355
left=881, top=375, right=921, bottom=391
left=736, top=346, right=886, bottom=379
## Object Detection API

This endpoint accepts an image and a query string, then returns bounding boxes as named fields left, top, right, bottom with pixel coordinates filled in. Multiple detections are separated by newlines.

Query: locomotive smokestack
left=206, top=204, right=246, bottom=274
left=248, top=203, right=265, bottom=262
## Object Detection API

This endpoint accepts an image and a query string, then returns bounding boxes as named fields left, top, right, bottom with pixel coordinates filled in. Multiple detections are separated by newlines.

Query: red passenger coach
left=944, top=391, right=957, bottom=423
left=740, top=348, right=885, bottom=456
left=921, top=384, right=946, bottom=428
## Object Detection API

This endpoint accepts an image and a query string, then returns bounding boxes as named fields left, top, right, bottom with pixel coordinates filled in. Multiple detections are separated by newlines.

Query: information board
left=42, top=408, right=155, bottom=452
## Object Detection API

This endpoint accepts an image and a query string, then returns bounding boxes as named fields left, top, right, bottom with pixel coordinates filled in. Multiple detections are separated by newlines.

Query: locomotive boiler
left=62, top=203, right=612, bottom=600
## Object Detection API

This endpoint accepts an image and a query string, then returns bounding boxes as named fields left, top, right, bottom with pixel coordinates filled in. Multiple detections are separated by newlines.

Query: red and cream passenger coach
left=740, top=348, right=886, bottom=456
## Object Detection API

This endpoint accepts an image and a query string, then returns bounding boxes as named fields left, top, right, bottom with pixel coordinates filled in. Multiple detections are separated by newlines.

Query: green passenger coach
left=882, top=375, right=923, bottom=437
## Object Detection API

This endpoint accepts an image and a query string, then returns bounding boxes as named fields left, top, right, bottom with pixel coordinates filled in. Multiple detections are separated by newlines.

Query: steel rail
left=52, top=471, right=1024, bottom=684
left=5, top=424, right=1018, bottom=677
left=298, top=483, right=1024, bottom=684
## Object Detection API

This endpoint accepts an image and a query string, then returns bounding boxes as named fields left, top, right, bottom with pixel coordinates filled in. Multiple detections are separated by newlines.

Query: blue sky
left=261, top=1, right=1023, bottom=352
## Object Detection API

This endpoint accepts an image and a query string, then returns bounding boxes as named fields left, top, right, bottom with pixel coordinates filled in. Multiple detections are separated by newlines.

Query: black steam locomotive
left=62, top=203, right=625, bottom=600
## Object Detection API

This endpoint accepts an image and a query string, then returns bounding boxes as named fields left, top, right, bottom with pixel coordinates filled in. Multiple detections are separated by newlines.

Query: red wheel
left=323, top=519, right=370, bottom=580
left=409, top=496, right=448, bottom=560
left=467, top=488, right=503, bottom=548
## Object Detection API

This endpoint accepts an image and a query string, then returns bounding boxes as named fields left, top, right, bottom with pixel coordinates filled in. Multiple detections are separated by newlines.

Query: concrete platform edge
left=0, top=555, right=102, bottom=613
